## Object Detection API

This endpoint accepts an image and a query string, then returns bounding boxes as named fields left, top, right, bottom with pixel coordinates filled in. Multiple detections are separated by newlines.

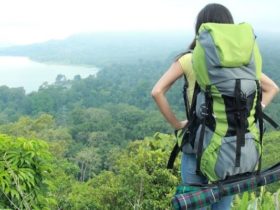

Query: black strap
left=167, top=128, right=189, bottom=169
left=189, top=82, right=201, bottom=148
left=196, top=85, right=211, bottom=175
left=196, top=118, right=206, bottom=175
left=167, top=141, right=180, bottom=169
left=256, top=81, right=264, bottom=174
left=263, top=113, right=280, bottom=129
left=234, top=79, right=246, bottom=167
left=183, top=75, right=190, bottom=120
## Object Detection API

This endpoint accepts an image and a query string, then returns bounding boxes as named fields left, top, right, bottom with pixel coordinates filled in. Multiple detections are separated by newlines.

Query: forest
left=0, top=32, right=279, bottom=209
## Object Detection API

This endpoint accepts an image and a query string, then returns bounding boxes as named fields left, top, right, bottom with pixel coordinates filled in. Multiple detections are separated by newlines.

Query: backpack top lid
left=197, top=22, right=255, bottom=68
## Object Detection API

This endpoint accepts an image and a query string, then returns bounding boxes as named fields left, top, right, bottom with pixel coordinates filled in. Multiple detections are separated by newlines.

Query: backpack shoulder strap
left=183, top=74, right=190, bottom=119
left=181, top=50, right=193, bottom=119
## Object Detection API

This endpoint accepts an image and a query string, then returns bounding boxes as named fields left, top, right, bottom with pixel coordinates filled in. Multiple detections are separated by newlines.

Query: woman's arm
left=260, top=73, right=279, bottom=109
left=151, top=61, right=187, bottom=129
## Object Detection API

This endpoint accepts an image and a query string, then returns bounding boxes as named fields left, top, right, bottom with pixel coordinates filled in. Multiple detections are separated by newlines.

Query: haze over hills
left=0, top=31, right=279, bottom=73
left=0, top=31, right=193, bottom=67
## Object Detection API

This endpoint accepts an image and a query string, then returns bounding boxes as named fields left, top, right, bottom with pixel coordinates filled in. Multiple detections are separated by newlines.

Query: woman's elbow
left=151, top=87, right=162, bottom=98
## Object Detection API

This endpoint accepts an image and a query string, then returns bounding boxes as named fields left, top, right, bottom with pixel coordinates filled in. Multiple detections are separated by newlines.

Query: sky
left=0, top=0, right=279, bottom=45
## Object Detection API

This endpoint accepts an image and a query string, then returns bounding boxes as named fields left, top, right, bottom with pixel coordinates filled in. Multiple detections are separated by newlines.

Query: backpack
left=167, top=22, right=279, bottom=182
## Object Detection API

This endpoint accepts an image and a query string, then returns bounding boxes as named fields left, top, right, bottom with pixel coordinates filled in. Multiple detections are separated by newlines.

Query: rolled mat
left=172, top=162, right=280, bottom=210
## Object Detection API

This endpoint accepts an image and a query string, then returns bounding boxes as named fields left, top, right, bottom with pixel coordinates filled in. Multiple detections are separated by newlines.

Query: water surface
left=0, top=56, right=99, bottom=93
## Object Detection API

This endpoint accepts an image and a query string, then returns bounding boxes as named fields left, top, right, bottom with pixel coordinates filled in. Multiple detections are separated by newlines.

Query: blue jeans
left=181, top=153, right=233, bottom=210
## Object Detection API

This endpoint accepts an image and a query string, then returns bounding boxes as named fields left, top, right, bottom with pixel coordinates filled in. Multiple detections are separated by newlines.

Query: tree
left=113, top=133, right=180, bottom=209
left=0, top=134, right=55, bottom=209
left=69, top=107, right=112, bottom=143
left=74, top=147, right=102, bottom=181
left=0, top=114, right=73, bottom=143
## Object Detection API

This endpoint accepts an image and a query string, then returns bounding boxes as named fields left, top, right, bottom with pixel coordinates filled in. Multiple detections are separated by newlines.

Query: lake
left=0, top=56, right=99, bottom=93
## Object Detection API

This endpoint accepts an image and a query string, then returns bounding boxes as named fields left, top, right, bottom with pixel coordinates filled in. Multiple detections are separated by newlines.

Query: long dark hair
left=189, top=3, right=234, bottom=50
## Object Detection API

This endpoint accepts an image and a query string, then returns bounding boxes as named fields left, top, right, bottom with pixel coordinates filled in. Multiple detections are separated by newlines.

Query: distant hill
left=0, top=31, right=192, bottom=67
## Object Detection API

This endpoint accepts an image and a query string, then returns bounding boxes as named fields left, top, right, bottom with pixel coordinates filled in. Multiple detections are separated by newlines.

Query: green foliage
left=232, top=187, right=280, bottom=210
left=114, top=136, right=180, bottom=209
left=68, top=171, right=119, bottom=210
left=49, top=159, right=78, bottom=210
left=263, top=131, right=280, bottom=167
left=0, top=134, right=55, bottom=209
left=0, top=86, right=27, bottom=123
left=74, top=147, right=102, bottom=181
left=0, top=114, right=72, bottom=142
left=62, top=132, right=180, bottom=210
left=68, top=107, right=112, bottom=143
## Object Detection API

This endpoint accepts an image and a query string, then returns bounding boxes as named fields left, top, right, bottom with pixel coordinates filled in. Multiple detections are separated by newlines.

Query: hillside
left=0, top=31, right=192, bottom=67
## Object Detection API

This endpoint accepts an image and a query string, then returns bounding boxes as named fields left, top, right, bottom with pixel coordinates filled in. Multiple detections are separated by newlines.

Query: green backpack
left=168, top=23, right=279, bottom=182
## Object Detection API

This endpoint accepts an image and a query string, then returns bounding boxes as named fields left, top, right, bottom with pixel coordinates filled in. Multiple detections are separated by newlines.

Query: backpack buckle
left=200, top=104, right=208, bottom=117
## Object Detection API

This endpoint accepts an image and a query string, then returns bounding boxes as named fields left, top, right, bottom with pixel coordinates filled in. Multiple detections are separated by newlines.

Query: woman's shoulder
left=178, top=52, right=192, bottom=60
left=178, top=52, right=193, bottom=76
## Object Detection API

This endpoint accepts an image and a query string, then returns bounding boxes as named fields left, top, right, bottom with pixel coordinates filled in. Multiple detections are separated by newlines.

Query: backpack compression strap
left=234, top=79, right=246, bottom=167
left=196, top=85, right=212, bottom=175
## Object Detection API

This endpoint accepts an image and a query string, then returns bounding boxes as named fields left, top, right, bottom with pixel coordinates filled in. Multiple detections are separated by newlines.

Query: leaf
left=10, top=189, right=20, bottom=199
left=240, top=192, right=249, bottom=210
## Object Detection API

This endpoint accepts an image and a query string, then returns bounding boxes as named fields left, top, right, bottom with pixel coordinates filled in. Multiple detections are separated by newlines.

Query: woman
left=151, top=3, right=279, bottom=210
